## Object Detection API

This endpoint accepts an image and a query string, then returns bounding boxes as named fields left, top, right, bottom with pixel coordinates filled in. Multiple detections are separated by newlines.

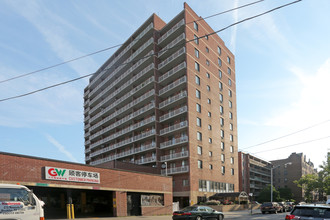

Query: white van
left=0, top=184, right=44, bottom=220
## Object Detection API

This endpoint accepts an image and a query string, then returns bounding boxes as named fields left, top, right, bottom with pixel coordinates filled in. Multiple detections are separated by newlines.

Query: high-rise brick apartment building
left=84, top=3, right=238, bottom=206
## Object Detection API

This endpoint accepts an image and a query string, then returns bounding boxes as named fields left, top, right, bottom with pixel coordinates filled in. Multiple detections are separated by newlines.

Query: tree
left=278, top=187, right=294, bottom=201
left=257, top=185, right=281, bottom=203
left=294, top=174, right=318, bottom=202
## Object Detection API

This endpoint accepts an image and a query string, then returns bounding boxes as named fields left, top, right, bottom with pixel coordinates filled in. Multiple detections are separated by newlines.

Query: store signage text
left=45, top=166, right=100, bottom=184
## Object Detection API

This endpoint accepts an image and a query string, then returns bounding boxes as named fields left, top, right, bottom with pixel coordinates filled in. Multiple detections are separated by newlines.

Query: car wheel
left=196, top=216, right=202, bottom=220
left=274, top=210, right=277, bottom=214
left=218, top=214, right=223, bottom=220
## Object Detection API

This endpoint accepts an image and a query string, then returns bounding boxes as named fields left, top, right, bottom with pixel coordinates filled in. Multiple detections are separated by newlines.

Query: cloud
left=46, top=134, right=78, bottom=162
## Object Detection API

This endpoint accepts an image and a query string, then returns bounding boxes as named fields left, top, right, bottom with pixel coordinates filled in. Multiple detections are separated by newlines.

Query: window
left=195, top=75, right=200, bottom=85
left=220, top=129, right=224, bottom=138
left=207, top=85, right=210, bottom=91
left=196, top=103, right=201, bottom=113
left=228, top=89, right=232, bottom=97
left=229, top=111, right=233, bottom=119
left=219, top=82, right=223, bottom=90
left=220, top=105, right=224, bottom=114
left=228, top=79, right=232, bottom=86
left=198, top=160, right=203, bottom=169
left=197, top=117, right=201, bottom=127
left=219, top=70, right=222, bottom=78
left=221, top=154, right=225, bottom=162
left=195, top=62, right=200, bottom=72
left=206, top=60, right=210, bottom=66
left=196, top=89, right=201, bottom=99
left=207, top=98, right=211, bottom=104
left=219, top=93, right=223, bottom=103
left=194, top=21, right=198, bottom=31
left=209, top=138, right=212, bottom=144
left=227, top=56, right=231, bottom=64
left=231, top=157, right=234, bottom=164
left=194, top=35, right=199, bottom=45
left=217, top=46, right=221, bottom=55
left=206, top=72, right=210, bottom=78
left=221, top=142, right=225, bottom=151
left=218, top=58, right=222, bottom=67
left=197, top=131, right=202, bottom=141
left=195, top=48, right=199, bottom=58
left=205, top=35, right=208, bottom=40
left=209, top=164, right=213, bottom=170
left=230, top=134, right=234, bottom=142
left=206, top=47, right=209, bottom=53
left=230, top=146, right=234, bottom=153
left=229, top=100, right=232, bottom=108
left=230, top=123, right=233, bottom=131
left=220, top=117, right=224, bottom=126
left=183, top=179, right=189, bottom=186
left=221, top=166, right=225, bottom=174
left=209, top=151, right=213, bottom=157
left=228, top=67, right=231, bottom=75
left=208, top=124, right=212, bottom=130
left=208, top=112, right=211, bottom=117
left=197, top=146, right=202, bottom=155
left=231, top=168, right=234, bottom=175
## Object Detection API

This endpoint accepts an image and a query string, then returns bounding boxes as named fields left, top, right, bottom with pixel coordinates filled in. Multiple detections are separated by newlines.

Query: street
left=50, top=210, right=289, bottom=220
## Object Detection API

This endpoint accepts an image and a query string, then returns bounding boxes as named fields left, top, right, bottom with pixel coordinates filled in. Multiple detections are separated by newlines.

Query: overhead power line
left=0, top=0, right=302, bottom=102
left=0, top=0, right=266, bottom=84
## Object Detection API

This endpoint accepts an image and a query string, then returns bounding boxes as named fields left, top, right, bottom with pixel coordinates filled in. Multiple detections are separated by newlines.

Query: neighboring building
left=84, top=3, right=238, bottom=206
left=271, top=152, right=318, bottom=202
left=238, top=152, right=272, bottom=198
left=0, top=152, right=172, bottom=218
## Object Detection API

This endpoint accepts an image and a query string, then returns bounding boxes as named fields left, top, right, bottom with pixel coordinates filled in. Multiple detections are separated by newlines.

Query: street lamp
left=161, top=162, right=167, bottom=176
left=271, top=162, right=292, bottom=202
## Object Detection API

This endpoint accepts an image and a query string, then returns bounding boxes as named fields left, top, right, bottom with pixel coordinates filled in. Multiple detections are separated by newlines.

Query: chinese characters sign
left=45, top=167, right=100, bottom=184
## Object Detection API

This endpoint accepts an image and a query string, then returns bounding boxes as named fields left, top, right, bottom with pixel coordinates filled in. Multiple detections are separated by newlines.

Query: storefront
left=0, top=152, right=172, bottom=218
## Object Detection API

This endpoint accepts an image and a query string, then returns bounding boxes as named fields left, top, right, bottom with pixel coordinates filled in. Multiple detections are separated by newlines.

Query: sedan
left=172, top=205, right=224, bottom=220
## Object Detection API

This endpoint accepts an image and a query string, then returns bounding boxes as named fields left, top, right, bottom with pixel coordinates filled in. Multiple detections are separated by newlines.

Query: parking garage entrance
left=29, top=186, right=113, bottom=219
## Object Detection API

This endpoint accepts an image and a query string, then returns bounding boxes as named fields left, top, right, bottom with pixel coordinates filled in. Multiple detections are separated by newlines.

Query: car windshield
left=292, top=207, right=330, bottom=218
left=262, top=202, right=273, bottom=207
left=0, top=188, right=29, bottom=203
left=182, top=206, right=197, bottom=211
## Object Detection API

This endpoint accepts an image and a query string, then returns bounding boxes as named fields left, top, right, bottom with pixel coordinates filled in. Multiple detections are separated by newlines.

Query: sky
left=0, top=0, right=329, bottom=170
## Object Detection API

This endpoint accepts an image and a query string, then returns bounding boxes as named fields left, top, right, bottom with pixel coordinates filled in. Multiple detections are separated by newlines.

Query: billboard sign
left=45, top=166, right=100, bottom=184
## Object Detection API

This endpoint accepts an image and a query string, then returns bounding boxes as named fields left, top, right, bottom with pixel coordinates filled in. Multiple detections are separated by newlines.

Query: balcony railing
left=116, top=143, right=156, bottom=159
left=158, top=61, right=186, bottom=83
left=158, top=47, right=185, bottom=70
left=135, top=156, right=156, bottom=165
left=250, top=168, right=271, bottom=177
left=161, top=151, right=189, bottom=161
left=158, top=33, right=185, bottom=57
left=158, top=19, right=185, bottom=45
left=160, top=106, right=187, bottom=122
left=159, top=91, right=187, bottom=109
left=160, top=135, right=188, bottom=149
left=90, top=23, right=153, bottom=86
left=161, top=165, right=189, bottom=175
left=160, top=121, right=188, bottom=135
left=90, top=63, right=154, bottom=107
left=159, top=75, right=186, bottom=96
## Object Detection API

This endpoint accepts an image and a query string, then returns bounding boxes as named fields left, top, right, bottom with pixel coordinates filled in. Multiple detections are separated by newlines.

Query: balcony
left=158, top=47, right=185, bottom=71
left=159, top=90, right=187, bottom=110
left=161, top=165, right=189, bottom=175
left=160, top=135, right=188, bottom=149
left=115, top=142, right=156, bottom=159
left=158, top=33, right=185, bottom=57
left=250, top=168, right=271, bottom=177
left=135, top=156, right=156, bottom=165
left=84, top=147, right=90, bottom=154
left=90, top=23, right=153, bottom=87
left=160, top=106, right=187, bottom=122
left=90, top=154, right=116, bottom=165
left=90, top=63, right=154, bottom=108
left=158, top=62, right=186, bottom=85
left=161, top=151, right=189, bottom=162
left=159, top=75, right=186, bottom=97
left=158, top=19, right=185, bottom=45
left=160, top=121, right=188, bottom=136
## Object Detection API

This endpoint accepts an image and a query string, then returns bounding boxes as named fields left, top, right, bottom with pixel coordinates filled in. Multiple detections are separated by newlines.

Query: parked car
left=285, top=202, right=295, bottom=211
left=285, top=204, right=330, bottom=219
left=261, top=202, right=283, bottom=214
left=279, top=202, right=290, bottom=212
left=172, top=205, right=224, bottom=220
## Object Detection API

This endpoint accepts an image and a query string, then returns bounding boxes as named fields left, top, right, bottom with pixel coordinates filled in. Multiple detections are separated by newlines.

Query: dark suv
left=285, top=204, right=330, bottom=219
left=261, top=202, right=283, bottom=214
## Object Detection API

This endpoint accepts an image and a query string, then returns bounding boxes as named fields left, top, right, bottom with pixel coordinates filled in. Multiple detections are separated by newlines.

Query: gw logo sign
left=48, top=168, right=66, bottom=177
